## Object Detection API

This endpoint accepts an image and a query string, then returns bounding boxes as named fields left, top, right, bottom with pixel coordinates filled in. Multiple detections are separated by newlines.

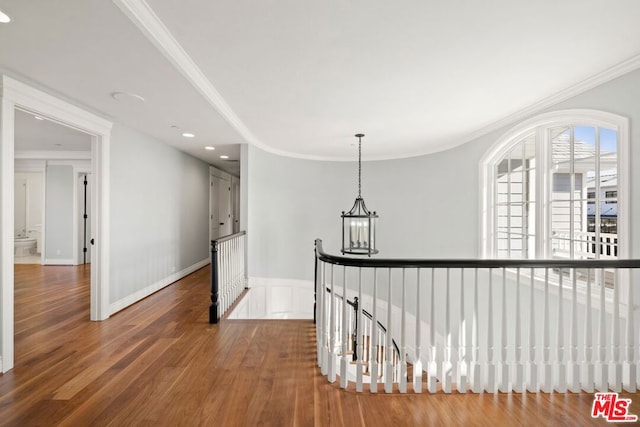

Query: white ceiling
left=1, top=0, right=640, bottom=164
left=14, top=109, right=91, bottom=151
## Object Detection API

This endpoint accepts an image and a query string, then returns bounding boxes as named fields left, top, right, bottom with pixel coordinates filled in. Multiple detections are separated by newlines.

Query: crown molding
left=112, top=0, right=373, bottom=162
left=1, top=75, right=113, bottom=136
left=112, top=1, right=269, bottom=152
left=107, top=5, right=640, bottom=162
left=317, top=53, right=640, bottom=162
left=456, top=53, right=640, bottom=151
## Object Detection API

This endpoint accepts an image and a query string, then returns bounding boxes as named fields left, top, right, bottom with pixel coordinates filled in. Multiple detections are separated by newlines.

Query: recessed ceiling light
left=0, top=10, right=11, bottom=23
left=34, top=116, right=44, bottom=121
left=182, top=132, right=195, bottom=138
left=111, top=91, right=145, bottom=102
left=205, top=146, right=215, bottom=150
left=220, top=155, right=229, bottom=159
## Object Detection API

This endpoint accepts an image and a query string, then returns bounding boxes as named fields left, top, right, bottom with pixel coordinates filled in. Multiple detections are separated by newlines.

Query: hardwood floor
left=1, top=264, right=638, bottom=426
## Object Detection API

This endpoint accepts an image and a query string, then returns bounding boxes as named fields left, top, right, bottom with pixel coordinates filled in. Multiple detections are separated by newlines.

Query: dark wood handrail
left=315, top=239, right=640, bottom=269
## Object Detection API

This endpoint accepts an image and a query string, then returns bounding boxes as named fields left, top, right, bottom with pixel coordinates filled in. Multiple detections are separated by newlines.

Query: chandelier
left=341, top=133, right=378, bottom=256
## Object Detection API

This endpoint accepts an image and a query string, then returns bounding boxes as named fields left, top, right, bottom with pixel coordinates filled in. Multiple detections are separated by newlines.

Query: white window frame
left=480, top=109, right=629, bottom=262
left=480, top=109, right=630, bottom=313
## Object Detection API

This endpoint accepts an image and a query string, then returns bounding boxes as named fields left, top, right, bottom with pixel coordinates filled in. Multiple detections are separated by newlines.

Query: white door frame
left=0, top=75, right=113, bottom=373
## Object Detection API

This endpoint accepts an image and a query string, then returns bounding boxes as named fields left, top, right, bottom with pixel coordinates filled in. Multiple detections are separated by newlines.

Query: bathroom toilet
left=14, top=236, right=37, bottom=257
left=14, top=226, right=41, bottom=257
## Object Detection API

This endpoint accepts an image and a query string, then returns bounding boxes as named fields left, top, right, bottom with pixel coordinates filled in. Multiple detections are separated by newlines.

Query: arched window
left=481, top=110, right=629, bottom=263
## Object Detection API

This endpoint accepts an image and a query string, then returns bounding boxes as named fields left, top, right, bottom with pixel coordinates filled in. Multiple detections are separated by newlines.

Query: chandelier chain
left=358, top=135, right=362, bottom=198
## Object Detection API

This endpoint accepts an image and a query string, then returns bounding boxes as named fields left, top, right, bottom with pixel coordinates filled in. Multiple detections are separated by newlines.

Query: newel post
left=209, top=240, right=219, bottom=324
left=314, top=241, right=318, bottom=324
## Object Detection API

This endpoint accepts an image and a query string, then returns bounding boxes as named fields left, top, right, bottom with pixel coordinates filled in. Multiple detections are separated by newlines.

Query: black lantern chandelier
left=341, top=133, right=378, bottom=256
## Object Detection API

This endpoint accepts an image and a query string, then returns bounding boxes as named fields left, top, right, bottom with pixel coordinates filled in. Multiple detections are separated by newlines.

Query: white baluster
left=485, top=269, right=496, bottom=393
left=370, top=269, right=379, bottom=393
left=223, top=242, right=228, bottom=314
left=457, top=268, right=468, bottom=393
left=471, top=268, right=481, bottom=393
left=236, top=237, right=240, bottom=297
left=400, top=268, right=407, bottom=393
left=217, top=248, right=223, bottom=318
left=228, top=240, right=233, bottom=309
left=232, top=238, right=237, bottom=302
left=541, top=268, right=552, bottom=393
left=527, top=268, right=538, bottom=393
left=568, top=273, right=580, bottom=392
left=624, top=269, right=637, bottom=392
left=595, top=269, right=609, bottom=392
left=611, top=270, right=622, bottom=392
left=356, top=268, right=364, bottom=392
left=385, top=269, right=393, bottom=393
left=221, top=242, right=226, bottom=314
left=555, top=271, right=567, bottom=393
left=442, top=268, right=452, bottom=393
left=499, top=267, right=509, bottom=393
left=596, top=269, right=608, bottom=391
left=318, top=262, right=324, bottom=375
left=413, top=269, right=423, bottom=393
left=227, top=240, right=232, bottom=309
left=514, top=268, right=524, bottom=393
left=582, top=269, right=594, bottom=392
left=340, top=266, right=349, bottom=388
left=328, top=265, right=337, bottom=383
left=230, top=239, right=234, bottom=308
left=316, top=259, right=322, bottom=368
left=428, top=269, right=438, bottom=393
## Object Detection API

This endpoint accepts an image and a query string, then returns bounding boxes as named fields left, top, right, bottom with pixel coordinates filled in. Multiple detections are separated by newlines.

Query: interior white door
left=218, top=177, right=232, bottom=237
left=210, top=174, right=232, bottom=239
left=231, top=178, right=240, bottom=233
left=210, top=176, right=221, bottom=240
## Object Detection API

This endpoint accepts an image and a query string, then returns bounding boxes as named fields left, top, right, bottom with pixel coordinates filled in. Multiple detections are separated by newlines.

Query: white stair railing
left=209, top=231, right=247, bottom=323
left=318, top=280, right=401, bottom=390
left=315, top=239, right=640, bottom=394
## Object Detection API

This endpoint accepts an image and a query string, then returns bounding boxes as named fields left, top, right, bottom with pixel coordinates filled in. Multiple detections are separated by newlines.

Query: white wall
left=24, top=173, right=42, bottom=234
left=44, top=165, right=74, bottom=261
left=109, top=124, right=210, bottom=308
left=14, top=172, right=42, bottom=238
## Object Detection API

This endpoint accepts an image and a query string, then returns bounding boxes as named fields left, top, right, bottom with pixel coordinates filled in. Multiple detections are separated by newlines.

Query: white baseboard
left=248, top=276, right=313, bottom=289
left=110, top=258, right=210, bottom=315
left=44, top=258, right=75, bottom=265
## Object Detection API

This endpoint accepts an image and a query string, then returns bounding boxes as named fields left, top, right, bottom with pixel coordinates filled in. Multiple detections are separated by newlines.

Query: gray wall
left=44, top=165, right=73, bottom=260
left=247, top=139, right=484, bottom=280
left=109, top=124, right=210, bottom=304
left=247, top=147, right=353, bottom=280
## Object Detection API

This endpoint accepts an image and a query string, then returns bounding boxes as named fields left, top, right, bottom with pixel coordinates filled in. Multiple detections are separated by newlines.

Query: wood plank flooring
left=1, top=264, right=638, bottom=426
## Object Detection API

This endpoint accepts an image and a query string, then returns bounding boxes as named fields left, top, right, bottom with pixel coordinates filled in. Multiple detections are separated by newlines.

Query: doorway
left=210, top=168, right=232, bottom=240
left=1, top=75, right=113, bottom=373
